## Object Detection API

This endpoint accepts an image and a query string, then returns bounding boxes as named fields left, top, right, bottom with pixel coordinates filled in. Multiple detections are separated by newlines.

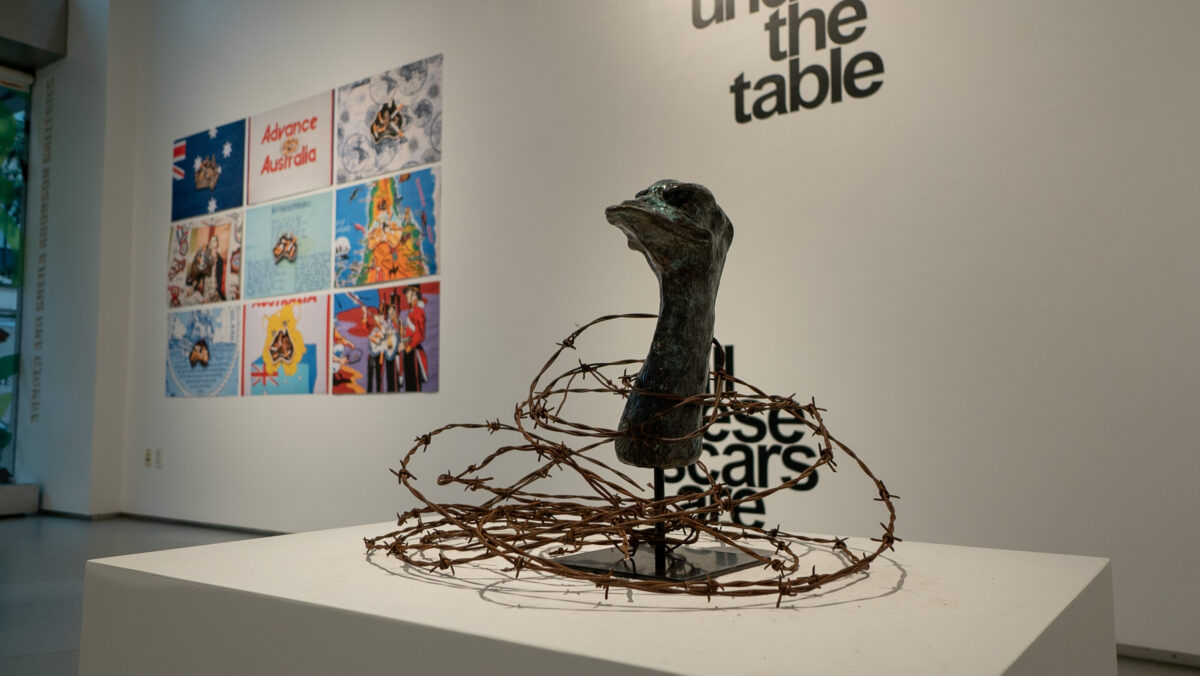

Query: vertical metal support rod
left=654, top=467, right=666, bottom=576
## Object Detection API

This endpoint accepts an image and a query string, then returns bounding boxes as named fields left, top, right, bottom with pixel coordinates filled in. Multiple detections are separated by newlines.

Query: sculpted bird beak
left=605, top=201, right=658, bottom=252
left=605, top=196, right=712, bottom=249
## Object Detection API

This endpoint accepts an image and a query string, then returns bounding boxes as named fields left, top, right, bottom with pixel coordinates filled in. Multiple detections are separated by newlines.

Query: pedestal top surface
left=88, top=521, right=1109, bottom=674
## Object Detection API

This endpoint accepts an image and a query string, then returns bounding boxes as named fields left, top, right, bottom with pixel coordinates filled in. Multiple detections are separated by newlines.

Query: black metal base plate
left=555, top=545, right=766, bottom=582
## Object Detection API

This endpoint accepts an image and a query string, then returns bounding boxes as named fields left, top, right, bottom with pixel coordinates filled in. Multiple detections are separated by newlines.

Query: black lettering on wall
left=666, top=344, right=819, bottom=522
left=693, top=1, right=884, bottom=123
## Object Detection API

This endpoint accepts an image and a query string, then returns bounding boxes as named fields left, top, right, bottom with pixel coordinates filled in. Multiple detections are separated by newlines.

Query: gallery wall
left=17, top=0, right=135, bottom=515
left=19, top=0, right=1199, bottom=656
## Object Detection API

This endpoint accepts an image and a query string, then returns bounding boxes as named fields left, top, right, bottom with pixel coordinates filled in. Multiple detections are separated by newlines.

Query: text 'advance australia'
left=259, top=116, right=321, bottom=175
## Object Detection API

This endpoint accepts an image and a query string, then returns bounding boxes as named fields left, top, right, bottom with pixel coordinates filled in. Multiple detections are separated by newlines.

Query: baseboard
left=118, top=511, right=287, bottom=536
left=39, top=509, right=121, bottom=521
left=32, top=509, right=286, bottom=536
left=1118, top=643, right=1200, bottom=668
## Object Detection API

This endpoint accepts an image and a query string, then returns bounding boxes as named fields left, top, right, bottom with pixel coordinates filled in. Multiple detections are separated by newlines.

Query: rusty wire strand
left=366, top=314, right=899, bottom=600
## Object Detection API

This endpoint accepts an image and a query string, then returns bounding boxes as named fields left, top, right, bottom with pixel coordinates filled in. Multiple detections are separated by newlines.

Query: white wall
left=30, top=0, right=1200, bottom=655
left=87, top=0, right=141, bottom=514
left=17, top=0, right=132, bottom=514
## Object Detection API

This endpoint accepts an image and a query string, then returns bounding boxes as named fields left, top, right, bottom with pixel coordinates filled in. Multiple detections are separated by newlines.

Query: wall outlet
left=154, top=448, right=163, bottom=469
left=144, top=449, right=152, bottom=468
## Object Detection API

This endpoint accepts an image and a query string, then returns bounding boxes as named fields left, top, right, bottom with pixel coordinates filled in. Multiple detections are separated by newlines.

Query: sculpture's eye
left=660, top=183, right=700, bottom=210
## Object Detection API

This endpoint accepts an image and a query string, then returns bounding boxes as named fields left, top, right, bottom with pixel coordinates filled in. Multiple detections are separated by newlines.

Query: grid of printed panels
left=165, top=54, right=443, bottom=398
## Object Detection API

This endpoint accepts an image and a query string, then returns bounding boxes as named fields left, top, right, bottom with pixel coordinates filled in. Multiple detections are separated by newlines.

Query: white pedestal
left=80, top=522, right=1116, bottom=675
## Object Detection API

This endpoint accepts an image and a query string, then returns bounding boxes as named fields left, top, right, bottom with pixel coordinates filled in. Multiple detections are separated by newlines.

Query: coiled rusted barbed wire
left=365, top=314, right=899, bottom=604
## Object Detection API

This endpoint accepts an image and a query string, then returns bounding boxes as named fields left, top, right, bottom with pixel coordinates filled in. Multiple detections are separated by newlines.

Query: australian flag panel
left=172, top=120, right=247, bottom=222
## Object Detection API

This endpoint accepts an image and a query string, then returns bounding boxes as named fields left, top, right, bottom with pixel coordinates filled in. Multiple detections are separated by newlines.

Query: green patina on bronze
left=606, top=180, right=734, bottom=468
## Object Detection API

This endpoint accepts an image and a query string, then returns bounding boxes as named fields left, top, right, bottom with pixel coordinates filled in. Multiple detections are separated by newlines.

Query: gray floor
left=1123, top=660, right=1200, bottom=676
left=0, top=514, right=262, bottom=675
left=0, top=514, right=1196, bottom=675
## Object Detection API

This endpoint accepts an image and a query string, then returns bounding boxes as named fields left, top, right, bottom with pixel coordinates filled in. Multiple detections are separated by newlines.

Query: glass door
left=0, top=67, right=32, bottom=483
